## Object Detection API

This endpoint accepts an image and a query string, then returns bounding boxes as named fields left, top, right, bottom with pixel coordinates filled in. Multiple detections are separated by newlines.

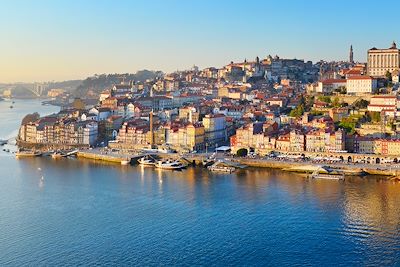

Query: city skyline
left=1, top=0, right=399, bottom=83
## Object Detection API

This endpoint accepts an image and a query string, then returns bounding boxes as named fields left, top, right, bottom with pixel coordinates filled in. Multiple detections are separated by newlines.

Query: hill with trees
left=74, top=70, right=163, bottom=97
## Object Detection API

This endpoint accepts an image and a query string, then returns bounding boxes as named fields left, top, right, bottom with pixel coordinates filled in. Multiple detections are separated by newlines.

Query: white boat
left=155, top=159, right=185, bottom=170
left=311, top=173, right=345, bottom=180
left=138, top=156, right=155, bottom=166
left=208, top=165, right=236, bottom=173
left=158, top=147, right=174, bottom=154
left=121, top=159, right=130, bottom=165
left=202, top=158, right=215, bottom=167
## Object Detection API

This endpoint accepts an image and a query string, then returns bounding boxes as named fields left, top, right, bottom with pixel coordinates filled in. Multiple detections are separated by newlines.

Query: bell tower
left=349, top=45, right=354, bottom=64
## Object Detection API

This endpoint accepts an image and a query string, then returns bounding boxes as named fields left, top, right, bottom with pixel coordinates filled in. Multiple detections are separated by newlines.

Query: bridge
left=3, top=83, right=46, bottom=97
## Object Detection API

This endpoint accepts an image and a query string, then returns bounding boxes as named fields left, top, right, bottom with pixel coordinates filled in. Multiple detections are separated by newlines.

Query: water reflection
left=8, top=156, right=400, bottom=266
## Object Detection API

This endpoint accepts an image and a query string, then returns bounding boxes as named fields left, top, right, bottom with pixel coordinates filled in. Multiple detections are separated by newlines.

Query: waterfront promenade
left=73, top=148, right=400, bottom=177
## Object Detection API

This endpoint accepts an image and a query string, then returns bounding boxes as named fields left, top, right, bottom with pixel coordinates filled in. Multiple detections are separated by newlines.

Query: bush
left=236, top=148, right=248, bottom=157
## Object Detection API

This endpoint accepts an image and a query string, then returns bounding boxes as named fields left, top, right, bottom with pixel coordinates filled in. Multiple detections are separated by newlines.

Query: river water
left=0, top=99, right=400, bottom=266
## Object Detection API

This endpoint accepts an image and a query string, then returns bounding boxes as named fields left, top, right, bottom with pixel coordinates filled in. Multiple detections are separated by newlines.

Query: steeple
left=349, top=45, right=354, bottom=64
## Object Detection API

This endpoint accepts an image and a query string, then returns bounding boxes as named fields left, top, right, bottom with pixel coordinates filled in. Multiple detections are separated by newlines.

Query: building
left=202, top=114, right=227, bottom=144
left=111, top=83, right=133, bottom=98
left=349, top=45, right=354, bottom=64
left=346, top=76, right=378, bottom=94
left=316, top=79, right=346, bottom=94
left=367, top=95, right=397, bottom=115
left=367, top=42, right=400, bottom=77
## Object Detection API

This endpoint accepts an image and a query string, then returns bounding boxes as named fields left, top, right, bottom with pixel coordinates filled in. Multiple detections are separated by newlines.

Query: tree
left=369, top=111, right=381, bottom=123
left=317, top=95, right=331, bottom=103
left=236, top=148, right=248, bottom=157
left=332, top=97, right=340, bottom=107
left=385, top=70, right=392, bottom=82
left=353, top=99, right=369, bottom=109
left=289, top=104, right=304, bottom=118
left=72, top=98, right=85, bottom=110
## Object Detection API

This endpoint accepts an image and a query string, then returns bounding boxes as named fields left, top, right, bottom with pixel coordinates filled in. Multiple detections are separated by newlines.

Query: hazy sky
left=0, top=0, right=399, bottom=83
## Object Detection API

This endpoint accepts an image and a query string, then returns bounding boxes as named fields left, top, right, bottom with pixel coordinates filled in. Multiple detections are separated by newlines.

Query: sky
left=0, top=0, right=399, bottom=83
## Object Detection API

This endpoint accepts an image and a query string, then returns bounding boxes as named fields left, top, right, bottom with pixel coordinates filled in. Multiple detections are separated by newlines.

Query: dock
left=77, top=149, right=157, bottom=164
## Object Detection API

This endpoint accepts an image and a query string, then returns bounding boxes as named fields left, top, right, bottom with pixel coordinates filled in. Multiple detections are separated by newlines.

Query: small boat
left=158, top=147, right=174, bottom=154
left=208, top=165, right=236, bottom=173
left=202, top=158, right=215, bottom=167
left=155, top=159, right=185, bottom=170
left=121, top=159, right=130, bottom=165
left=0, top=140, right=7, bottom=146
left=9, top=105, right=13, bottom=109
left=311, top=173, right=345, bottom=180
left=138, top=156, right=155, bottom=166
left=15, top=150, right=42, bottom=158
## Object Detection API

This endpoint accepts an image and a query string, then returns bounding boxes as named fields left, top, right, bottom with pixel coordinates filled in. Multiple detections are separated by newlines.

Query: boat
left=208, top=165, right=236, bottom=173
left=202, top=158, right=215, bottom=167
left=155, top=159, right=186, bottom=170
left=0, top=140, right=7, bottom=146
left=138, top=156, right=156, bottom=166
left=158, top=147, right=174, bottom=154
left=9, top=105, right=13, bottom=109
left=121, top=159, right=130, bottom=165
left=308, top=167, right=345, bottom=180
left=15, top=150, right=42, bottom=158
left=311, top=173, right=345, bottom=180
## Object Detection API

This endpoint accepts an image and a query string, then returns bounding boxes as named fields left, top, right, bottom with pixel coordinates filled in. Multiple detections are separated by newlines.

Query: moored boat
left=138, top=156, right=155, bottom=166
left=121, top=159, right=130, bottom=165
left=311, top=173, right=345, bottom=180
left=155, top=159, right=185, bottom=170
left=15, top=150, right=42, bottom=158
left=208, top=165, right=236, bottom=173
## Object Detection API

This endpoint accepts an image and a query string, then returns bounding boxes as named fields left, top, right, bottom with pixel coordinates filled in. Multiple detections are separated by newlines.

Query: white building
left=346, top=76, right=378, bottom=94
left=367, top=95, right=397, bottom=116
left=316, top=79, right=346, bottom=94
left=367, top=42, right=400, bottom=77
left=83, top=122, right=98, bottom=146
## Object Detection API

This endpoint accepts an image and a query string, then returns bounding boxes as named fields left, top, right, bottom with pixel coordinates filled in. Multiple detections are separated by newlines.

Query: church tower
left=349, top=45, right=354, bottom=64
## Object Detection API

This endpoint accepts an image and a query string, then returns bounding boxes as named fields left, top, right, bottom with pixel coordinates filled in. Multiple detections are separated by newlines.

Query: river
left=0, top=99, right=400, bottom=266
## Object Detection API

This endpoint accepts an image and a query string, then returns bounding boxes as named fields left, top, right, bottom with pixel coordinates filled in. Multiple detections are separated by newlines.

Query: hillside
left=74, top=70, right=163, bottom=97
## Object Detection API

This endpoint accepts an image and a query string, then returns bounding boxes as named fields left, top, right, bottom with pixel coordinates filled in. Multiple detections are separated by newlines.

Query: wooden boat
left=15, top=150, right=41, bottom=158
left=311, top=173, right=345, bottom=180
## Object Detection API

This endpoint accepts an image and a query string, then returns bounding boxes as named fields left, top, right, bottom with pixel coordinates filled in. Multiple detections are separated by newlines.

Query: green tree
left=353, top=99, right=369, bottom=109
left=385, top=70, right=392, bottom=81
left=236, top=148, right=248, bottom=157
left=369, top=111, right=381, bottom=123
left=317, top=95, right=331, bottom=103
left=332, top=97, right=340, bottom=107
left=290, top=104, right=304, bottom=118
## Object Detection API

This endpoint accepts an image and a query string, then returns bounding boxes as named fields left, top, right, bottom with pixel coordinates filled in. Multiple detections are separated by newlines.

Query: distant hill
left=48, top=80, right=82, bottom=92
left=74, top=70, right=163, bottom=97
